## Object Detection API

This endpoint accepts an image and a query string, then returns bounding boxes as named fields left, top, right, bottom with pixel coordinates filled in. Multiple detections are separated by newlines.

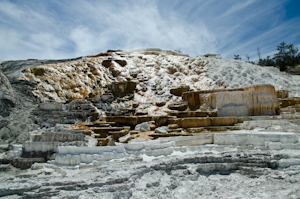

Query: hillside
left=1, top=48, right=300, bottom=144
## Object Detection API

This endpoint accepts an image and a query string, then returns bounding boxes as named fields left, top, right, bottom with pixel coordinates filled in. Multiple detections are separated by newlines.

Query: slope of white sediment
left=205, top=57, right=300, bottom=97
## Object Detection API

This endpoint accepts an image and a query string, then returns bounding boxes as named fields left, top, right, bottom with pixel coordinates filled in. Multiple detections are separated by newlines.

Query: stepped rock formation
left=183, top=84, right=279, bottom=116
left=1, top=48, right=300, bottom=198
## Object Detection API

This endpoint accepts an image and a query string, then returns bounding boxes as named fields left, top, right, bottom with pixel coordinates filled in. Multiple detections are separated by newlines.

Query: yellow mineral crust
left=19, top=50, right=218, bottom=116
left=20, top=57, right=114, bottom=103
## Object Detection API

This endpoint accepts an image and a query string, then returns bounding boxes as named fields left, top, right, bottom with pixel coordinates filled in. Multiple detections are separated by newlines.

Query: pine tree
left=234, top=54, right=241, bottom=60
left=274, top=42, right=288, bottom=71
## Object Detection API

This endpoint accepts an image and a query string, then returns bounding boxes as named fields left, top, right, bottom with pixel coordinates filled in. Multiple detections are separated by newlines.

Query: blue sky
left=0, top=0, right=299, bottom=61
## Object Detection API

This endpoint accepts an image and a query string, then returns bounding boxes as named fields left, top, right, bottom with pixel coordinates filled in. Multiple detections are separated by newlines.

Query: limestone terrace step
left=150, top=132, right=190, bottom=139
left=279, top=97, right=300, bottom=108
left=105, top=116, right=170, bottom=126
left=237, top=115, right=281, bottom=123
left=84, top=121, right=116, bottom=127
left=91, top=127, right=125, bottom=134
left=214, top=131, right=299, bottom=146
left=168, top=117, right=238, bottom=128
left=204, top=126, right=243, bottom=131
left=167, top=111, right=217, bottom=118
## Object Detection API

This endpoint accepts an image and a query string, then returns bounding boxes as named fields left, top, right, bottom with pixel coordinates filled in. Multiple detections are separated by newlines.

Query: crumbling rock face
left=0, top=70, right=18, bottom=117
left=0, top=58, right=85, bottom=144
left=32, top=100, right=100, bottom=127
left=0, top=109, right=38, bottom=144
left=108, top=81, right=137, bottom=97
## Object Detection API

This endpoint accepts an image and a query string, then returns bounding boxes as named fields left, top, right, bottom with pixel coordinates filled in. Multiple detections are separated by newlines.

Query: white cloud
left=0, top=1, right=25, bottom=21
left=70, top=26, right=109, bottom=56
left=0, top=0, right=299, bottom=61
left=66, top=0, right=216, bottom=57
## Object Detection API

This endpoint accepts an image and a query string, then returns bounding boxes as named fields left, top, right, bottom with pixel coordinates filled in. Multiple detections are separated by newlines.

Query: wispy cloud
left=0, top=0, right=299, bottom=61
left=65, top=0, right=216, bottom=56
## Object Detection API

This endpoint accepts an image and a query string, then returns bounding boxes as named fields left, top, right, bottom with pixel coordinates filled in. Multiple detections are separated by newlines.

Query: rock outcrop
left=183, top=84, right=279, bottom=116
left=0, top=70, right=18, bottom=117
left=170, top=85, right=190, bottom=96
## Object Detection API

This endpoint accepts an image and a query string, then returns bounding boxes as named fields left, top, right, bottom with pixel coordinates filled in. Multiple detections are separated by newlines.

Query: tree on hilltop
left=260, top=56, right=275, bottom=66
left=233, top=54, right=241, bottom=60
left=245, top=54, right=250, bottom=62
left=257, top=47, right=264, bottom=66
left=274, top=42, right=300, bottom=71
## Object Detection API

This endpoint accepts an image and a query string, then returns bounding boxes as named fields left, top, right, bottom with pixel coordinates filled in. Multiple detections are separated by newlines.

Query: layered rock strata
left=53, top=130, right=300, bottom=165
left=183, top=84, right=279, bottom=116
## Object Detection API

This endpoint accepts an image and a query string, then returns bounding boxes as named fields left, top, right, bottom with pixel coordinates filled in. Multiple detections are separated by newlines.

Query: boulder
left=91, top=109, right=102, bottom=122
left=186, top=127, right=205, bottom=133
left=155, top=126, right=169, bottom=134
left=276, top=90, right=289, bottom=98
left=102, top=59, right=112, bottom=68
left=167, top=102, right=188, bottom=111
left=135, top=122, right=150, bottom=132
left=148, top=121, right=157, bottom=130
left=101, top=93, right=114, bottom=103
left=168, top=124, right=178, bottom=129
left=32, top=66, right=47, bottom=76
left=109, top=81, right=137, bottom=97
left=170, top=85, right=190, bottom=96
left=155, top=101, right=166, bottom=107
left=114, top=59, right=127, bottom=67
left=119, top=133, right=134, bottom=143
left=109, top=61, right=123, bottom=77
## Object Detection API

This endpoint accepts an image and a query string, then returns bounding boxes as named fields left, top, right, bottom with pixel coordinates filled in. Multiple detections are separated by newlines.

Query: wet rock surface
left=0, top=149, right=300, bottom=198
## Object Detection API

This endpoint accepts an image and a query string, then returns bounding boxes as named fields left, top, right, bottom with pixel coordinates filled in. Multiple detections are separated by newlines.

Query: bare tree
left=257, top=47, right=262, bottom=65
left=174, top=49, right=182, bottom=54
left=245, top=54, right=250, bottom=62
